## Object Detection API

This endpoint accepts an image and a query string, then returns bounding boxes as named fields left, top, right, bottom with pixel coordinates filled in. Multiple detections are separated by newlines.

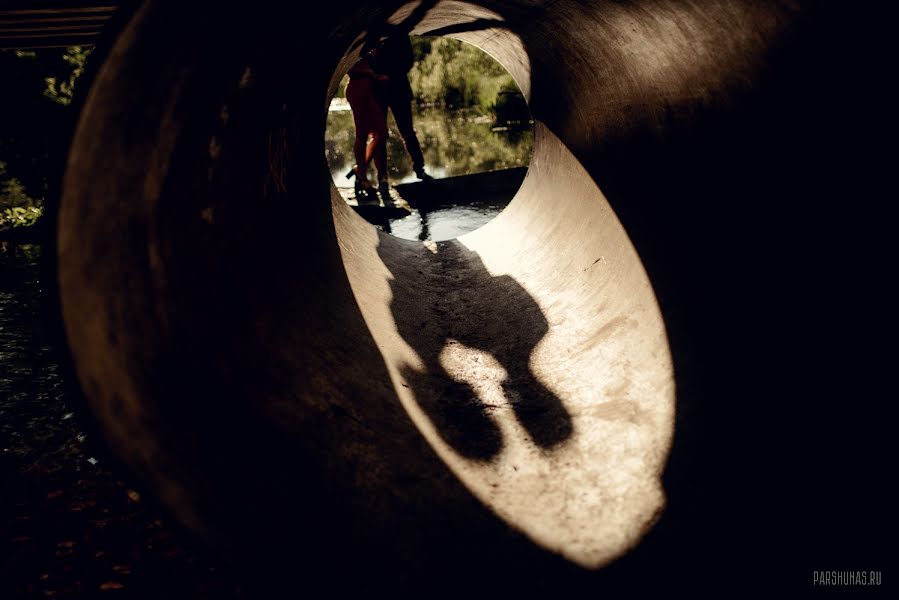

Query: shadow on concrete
left=377, top=238, right=572, bottom=461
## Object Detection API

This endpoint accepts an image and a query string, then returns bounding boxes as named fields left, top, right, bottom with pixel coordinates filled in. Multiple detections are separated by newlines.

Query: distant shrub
left=0, top=46, right=92, bottom=230
left=409, top=37, right=526, bottom=116
left=491, top=84, right=531, bottom=126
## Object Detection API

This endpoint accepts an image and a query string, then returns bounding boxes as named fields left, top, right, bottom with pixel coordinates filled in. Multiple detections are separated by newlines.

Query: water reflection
left=327, top=106, right=532, bottom=241
left=327, top=106, right=532, bottom=185
left=0, top=243, right=70, bottom=468
left=390, top=199, right=507, bottom=242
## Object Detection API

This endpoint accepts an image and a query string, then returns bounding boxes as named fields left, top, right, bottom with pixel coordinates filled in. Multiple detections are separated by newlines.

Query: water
left=385, top=199, right=507, bottom=242
left=0, top=245, right=63, bottom=447
left=326, top=105, right=531, bottom=241
left=327, top=105, right=533, bottom=186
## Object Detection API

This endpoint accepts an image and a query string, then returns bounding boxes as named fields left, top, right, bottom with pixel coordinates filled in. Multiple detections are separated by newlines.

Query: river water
left=327, top=105, right=532, bottom=241
left=385, top=196, right=512, bottom=242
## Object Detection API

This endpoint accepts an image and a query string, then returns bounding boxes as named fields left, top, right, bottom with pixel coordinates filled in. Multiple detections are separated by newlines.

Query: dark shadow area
left=392, top=166, right=525, bottom=208
left=1, top=245, right=247, bottom=598
left=394, top=1, right=892, bottom=593
left=377, top=237, right=573, bottom=460
left=14, top=0, right=890, bottom=596
left=43, top=2, right=585, bottom=594
left=342, top=167, right=525, bottom=241
left=350, top=202, right=408, bottom=226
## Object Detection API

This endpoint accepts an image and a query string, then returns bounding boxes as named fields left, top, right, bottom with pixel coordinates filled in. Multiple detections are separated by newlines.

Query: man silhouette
left=374, top=33, right=433, bottom=183
left=381, top=241, right=573, bottom=461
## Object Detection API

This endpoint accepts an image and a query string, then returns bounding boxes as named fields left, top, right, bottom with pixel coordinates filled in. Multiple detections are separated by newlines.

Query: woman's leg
left=370, top=118, right=389, bottom=182
left=346, top=80, right=382, bottom=184
left=362, top=100, right=389, bottom=183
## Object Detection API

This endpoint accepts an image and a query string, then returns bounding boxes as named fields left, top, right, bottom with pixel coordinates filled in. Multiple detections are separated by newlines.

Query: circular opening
left=325, top=35, right=534, bottom=241
left=59, top=0, right=678, bottom=585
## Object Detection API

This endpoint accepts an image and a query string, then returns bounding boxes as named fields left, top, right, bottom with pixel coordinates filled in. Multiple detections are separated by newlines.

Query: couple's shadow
left=378, top=239, right=573, bottom=461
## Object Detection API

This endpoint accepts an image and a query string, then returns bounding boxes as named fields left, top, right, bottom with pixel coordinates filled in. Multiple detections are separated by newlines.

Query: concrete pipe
left=57, top=0, right=865, bottom=594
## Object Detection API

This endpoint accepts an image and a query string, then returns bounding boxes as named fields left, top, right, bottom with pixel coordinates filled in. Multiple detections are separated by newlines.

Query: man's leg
left=390, top=95, right=426, bottom=174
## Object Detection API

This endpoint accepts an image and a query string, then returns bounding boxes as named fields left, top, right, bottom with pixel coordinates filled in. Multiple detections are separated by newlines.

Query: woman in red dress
left=345, top=42, right=390, bottom=199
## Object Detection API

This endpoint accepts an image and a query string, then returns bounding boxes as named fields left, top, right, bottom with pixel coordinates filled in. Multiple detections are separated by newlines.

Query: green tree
left=0, top=46, right=93, bottom=229
left=43, top=46, right=93, bottom=106
left=408, top=37, right=521, bottom=113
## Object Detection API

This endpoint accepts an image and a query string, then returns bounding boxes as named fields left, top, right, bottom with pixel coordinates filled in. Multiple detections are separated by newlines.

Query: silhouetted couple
left=381, top=242, right=574, bottom=461
left=345, top=33, right=432, bottom=202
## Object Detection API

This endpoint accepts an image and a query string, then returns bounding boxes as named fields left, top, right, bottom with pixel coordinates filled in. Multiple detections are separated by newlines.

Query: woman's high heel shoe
left=354, top=177, right=375, bottom=201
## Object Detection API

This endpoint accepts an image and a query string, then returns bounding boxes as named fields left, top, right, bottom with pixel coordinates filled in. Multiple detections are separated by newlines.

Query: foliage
left=492, top=84, right=531, bottom=126
left=0, top=162, right=42, bottom=230
left=0, top=46, right=92, bottom=228
left=333, top=37, right=530, bottom=119
left=0, top=162, right=34, bottom=205
left=43, top=46, right=93, bottom=106
left=327, top=36, right=534, bottom=182
left=409, top=37, right=519, bottom=112
left=326, top=107, right=533, bottom=182
left=0, top=205, right=43, bottom=229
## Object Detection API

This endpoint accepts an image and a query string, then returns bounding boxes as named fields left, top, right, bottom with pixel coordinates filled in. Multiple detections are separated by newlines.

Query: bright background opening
left=326, top=36, right=534, bottom=241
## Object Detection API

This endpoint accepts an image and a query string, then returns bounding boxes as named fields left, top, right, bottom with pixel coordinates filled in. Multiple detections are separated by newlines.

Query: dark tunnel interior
left=37, top=0, right=893, bottom=595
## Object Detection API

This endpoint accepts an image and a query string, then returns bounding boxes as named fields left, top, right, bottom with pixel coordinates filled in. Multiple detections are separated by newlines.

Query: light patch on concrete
left=333, top=122, right=674, bottom=569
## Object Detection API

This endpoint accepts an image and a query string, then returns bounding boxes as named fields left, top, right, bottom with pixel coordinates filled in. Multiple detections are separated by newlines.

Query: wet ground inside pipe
left=384, top=197, right=507, bottom=241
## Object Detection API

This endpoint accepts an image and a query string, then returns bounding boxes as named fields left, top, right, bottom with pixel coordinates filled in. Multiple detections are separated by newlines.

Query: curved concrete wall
left=57, top=0, right=853, bottom=593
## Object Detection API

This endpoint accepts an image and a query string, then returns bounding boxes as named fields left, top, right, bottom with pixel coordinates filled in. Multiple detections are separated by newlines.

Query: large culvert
left=56, top=0, right=858, bottom=594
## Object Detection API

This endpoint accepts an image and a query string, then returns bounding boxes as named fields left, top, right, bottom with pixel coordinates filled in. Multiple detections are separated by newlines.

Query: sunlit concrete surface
left=335, top=120, right=674, bottom=568
left=56, top=0, right=837, bottom=593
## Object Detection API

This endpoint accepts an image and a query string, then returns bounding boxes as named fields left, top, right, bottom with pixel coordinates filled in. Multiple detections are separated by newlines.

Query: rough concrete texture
left=57, top=0, right=878, bottom=594
left=335, top=119, right=674, bottom=569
